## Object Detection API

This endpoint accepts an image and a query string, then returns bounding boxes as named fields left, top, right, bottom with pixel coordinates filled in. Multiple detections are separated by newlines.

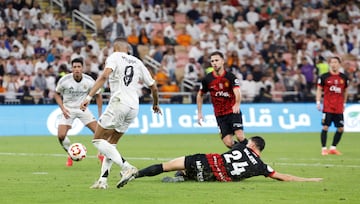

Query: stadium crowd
left=0, top=0, right=360, bottom=105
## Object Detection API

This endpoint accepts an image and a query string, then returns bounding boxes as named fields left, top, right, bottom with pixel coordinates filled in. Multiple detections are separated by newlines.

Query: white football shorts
left=58, top=107, right=97, bottom=127
left=98, top=97, right=138, bottom=133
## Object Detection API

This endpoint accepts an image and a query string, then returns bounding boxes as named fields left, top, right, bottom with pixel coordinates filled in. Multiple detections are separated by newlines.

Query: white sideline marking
left=1, top=152, right=360, bottom=168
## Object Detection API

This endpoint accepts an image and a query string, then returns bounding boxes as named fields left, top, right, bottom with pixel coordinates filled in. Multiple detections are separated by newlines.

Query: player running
left=54, top=58, right=103, bottom=166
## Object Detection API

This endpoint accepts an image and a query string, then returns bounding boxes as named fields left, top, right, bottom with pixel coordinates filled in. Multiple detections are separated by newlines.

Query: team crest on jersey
left=224, top=81, right=229, bottom=88
left=340, top=79, right=344, bottom=84
left=83, top=84, right=87, bottom=89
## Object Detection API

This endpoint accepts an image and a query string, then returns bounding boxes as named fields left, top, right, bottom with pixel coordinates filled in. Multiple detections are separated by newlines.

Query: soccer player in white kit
left=80, top=37, right=161, bottom=189
left=54, top=58, right=103, bottom=166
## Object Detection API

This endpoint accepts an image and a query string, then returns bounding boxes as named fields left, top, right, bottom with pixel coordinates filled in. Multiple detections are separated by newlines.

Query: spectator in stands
left=186, top=19, right=201, bottom=42
left=70, top=46, right=83, bottom=61
left=46, top=47, right=58, bottom=64
left=253, top=85, right=273, bottom=103
left=0, top=58, right=6, bottom=77
left=183, top=56, right=203, bottom=89
left=233, top=15, right=250, bottom=31
left=4, top=2, right=19, bottom=22
left=71, top=27, right=87, bottom=43
left=72, top=34, right=87, bottom=49
left=104, top=14, right=126, bottom=43
left=163, top=21, right=177, bottom=45
left=34, top=40, right=47, bottom=58
left=51, top=55, right=62, bottom=73
left=65, top=0, right=81, bottom=13
left=100, top=8, right=113, bottom=31
left=41, top=32, right=52, bottom=52
left=87, top=33, right=100, bottom=56
left=29, top=1, right=41, bottom=17
left=316, top=56, right=329, bottom=76
left=4, top=21, right=18, bottom=38
left=177, top=0, right=191, bottom=14
left=138, top=27, right=150, bottom=45
left=122, top=17, right=132, bottom=36
left=32, top=12, right=47, bottom=29
left=62, top=38, right=74, bottom=54
left=21, top=38, right=34, bottom=58
left=26, top=27, right=39, bottom=46
left=94, top=0, right=109, bottom=15
left=0, top=40, right=10, bottom=59
left=299, top=57, right=316, bottom=93
left=116, top=0, right=134, bottom=15
left=19, top=84, right=35, bottom=104
left=5, top=56, right=19, bottom=75
left=33, top=68, right=47, bottom=93
left=79, top=0, right=94, bottom=17
left=186, top=0, right=202, bottom=24
left=0, top=76, right=5, bottom=103
left=152, top=30, right=165, bottom=46
left=4, top=73, right=20, bottom=101
left=176, top=27, right=192, bottom=47
left=161, top=46, right=176, bottom=82
left=161, top=79, right=181, bottom=103
left=18, top=56, right=33, bottom=76
left=139, top=2, right=155, bottom=22
left=34, top=54, right=48, bottom=74
left=154, top=68, right=169, bottom=88
left=18, top=9, right=33, bottom=31
left=10, top=45, right=22, bottom=59
left=282, top=70, right=298, bottom=102
left=45, top=65, right=56, bottom=95
left=241, top=73, right=257, bottom=102
left=43, top=7, right=55, bottom=28
left=153, top=4, right=168, bottom=23
left=188, top=40, right=204, bottom=63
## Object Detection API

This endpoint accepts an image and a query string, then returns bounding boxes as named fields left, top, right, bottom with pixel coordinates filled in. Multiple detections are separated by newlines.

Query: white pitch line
left=1, top=152, right=360, bottom=168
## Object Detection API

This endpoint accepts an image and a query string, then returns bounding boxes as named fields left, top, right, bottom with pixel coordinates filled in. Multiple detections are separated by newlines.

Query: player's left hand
left=153, top=104, right=162, bottom=115
left=232, top=104, right=240, bottom=114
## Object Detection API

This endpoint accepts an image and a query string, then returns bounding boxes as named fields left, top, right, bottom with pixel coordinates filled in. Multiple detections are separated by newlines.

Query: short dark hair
left=329, top=56, right=341, bottom=63
left=249, top=136, right=265, bottom=152
left=210, top=51, right=224, bottom=59
left=71, top=58, right=83, bottom=66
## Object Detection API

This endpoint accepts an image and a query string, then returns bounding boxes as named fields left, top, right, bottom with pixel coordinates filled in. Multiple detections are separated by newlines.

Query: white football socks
left=92, top=139, right=124, bottom=167
left=62, top=136, right=71, bottom=151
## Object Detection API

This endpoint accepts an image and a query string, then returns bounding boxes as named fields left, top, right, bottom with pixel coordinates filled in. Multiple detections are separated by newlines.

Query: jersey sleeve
left=199, top=78, right=208, bottom=94
left=317, top=74, right=325, bottom=87
left=55, top=76, right=64, bottom=93
left=104, top=53, right=117, bottom=71
left=140, top=63, right=155, bottom=87
left=229, top=73, right=240, bottom=88
left=262, top=164, right=275, bottom=177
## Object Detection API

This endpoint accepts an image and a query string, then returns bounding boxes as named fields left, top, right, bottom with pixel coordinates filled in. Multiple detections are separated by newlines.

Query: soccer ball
left=68, top=143, right=87, bottom=161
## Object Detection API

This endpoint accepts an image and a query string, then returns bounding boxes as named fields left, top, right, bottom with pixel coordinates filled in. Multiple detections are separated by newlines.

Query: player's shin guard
left=321, top=130, right=328, bottom=147
left=136, top=164, right=164, bottom=178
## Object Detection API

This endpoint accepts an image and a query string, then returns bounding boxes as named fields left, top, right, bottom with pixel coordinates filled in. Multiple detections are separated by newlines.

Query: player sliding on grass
left=117, top=136, right=322, bottom=187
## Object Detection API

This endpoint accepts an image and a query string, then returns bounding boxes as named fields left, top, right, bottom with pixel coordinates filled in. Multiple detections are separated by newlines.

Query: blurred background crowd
left=0, top=0, right=360, bottom=105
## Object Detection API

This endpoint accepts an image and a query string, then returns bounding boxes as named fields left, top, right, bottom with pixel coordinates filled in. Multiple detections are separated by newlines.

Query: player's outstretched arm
left=270, top=172, right=323, bottom=182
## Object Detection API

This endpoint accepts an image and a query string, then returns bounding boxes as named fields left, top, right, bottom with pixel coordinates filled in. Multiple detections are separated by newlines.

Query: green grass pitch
left=1, top=133, right=359, bottom=204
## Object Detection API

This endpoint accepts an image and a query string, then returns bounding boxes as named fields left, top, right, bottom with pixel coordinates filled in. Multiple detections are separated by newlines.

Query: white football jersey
left=105, top=52, right=155, bottom=109
left=56, top=73, right=99, bottom=108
